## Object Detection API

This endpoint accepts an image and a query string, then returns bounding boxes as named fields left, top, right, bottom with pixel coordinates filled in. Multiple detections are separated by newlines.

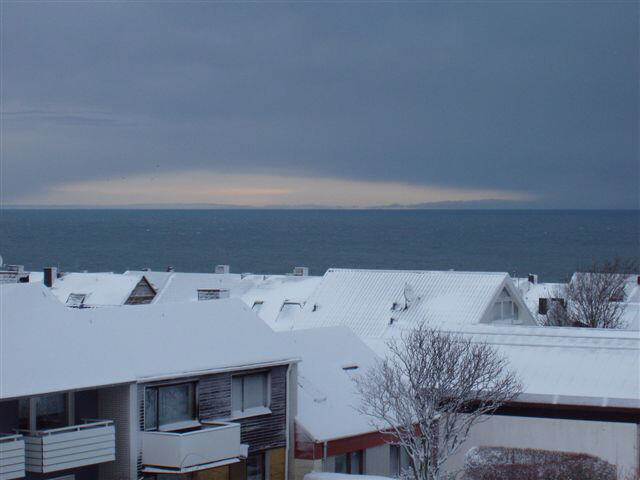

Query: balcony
left=20, top=420, right=115, bottom=473
left=0, top=434, right=25, bottom=480
left=142, top=421, right=248, bottom=473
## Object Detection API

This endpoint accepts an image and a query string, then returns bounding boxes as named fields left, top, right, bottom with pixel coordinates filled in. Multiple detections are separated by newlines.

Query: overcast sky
left=1, top=2, right=638, bottom=208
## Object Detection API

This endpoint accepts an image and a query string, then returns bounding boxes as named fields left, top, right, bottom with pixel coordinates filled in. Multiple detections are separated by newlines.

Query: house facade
left=0, top=283, right=298, bottom=480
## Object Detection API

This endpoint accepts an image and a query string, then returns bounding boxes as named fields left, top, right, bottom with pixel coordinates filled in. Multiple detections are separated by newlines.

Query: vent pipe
left=215, top=265, right=230, bottom=274
left=293, top=266, right=308, bottom=277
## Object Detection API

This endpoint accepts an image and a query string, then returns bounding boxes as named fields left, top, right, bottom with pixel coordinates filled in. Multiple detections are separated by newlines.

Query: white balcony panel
left=0, top=434, right=25, bottom=480
left=142, top=421, right=246, bottom=472
left=22, top=421, right=115, bottom=473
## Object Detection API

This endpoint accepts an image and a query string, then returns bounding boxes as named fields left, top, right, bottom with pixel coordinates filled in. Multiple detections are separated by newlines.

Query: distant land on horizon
left=4, top=199, right=637, bottom=210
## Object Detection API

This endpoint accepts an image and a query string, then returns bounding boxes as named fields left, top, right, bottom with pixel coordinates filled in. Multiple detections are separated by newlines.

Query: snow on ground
left=304, top=472, right=393, bottom=480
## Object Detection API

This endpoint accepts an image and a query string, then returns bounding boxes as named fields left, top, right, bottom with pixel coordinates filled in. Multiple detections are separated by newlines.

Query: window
left=247, top=453, right=265, bottom=480
left=197, top=289, right=229, bottom=300
left=275, top=302, right=301, bottom=323
left=491, top=289, right=519, bottom=323
left=66, top=293, right=86, bottom=307
left=19, top=393, right=69, bottom=430
left=333, top=451, right=363, bottom=474
left=390, top=445, right=411, bottom=477
left=145, top=383, right=196, bottom=430
left=252, top=301, right=264, bottom=313
left=232, top=373, right=269, bottom=415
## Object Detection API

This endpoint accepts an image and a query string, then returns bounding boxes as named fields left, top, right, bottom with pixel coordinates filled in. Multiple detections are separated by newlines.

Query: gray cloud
left=1, top=2, right=638, bottom=207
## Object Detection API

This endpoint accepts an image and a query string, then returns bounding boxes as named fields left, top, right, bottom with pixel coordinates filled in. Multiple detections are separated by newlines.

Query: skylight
left=66, top=293, right=86, bottom=307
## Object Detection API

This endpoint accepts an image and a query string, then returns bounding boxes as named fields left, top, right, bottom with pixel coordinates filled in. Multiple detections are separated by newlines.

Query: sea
left=1, top=209, right=638, bottom=283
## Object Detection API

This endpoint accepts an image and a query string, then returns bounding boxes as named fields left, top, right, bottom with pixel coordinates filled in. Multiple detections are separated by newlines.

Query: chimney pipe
left=44, top=267, right=57, bottom=288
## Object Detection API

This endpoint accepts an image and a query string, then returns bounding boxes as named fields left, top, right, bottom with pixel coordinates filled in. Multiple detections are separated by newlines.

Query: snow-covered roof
left=289, top=268, right=536, bottom=338
left=48, top=272, right=144, bottom=306
left=520, top=281, right=565, bottom=319
left=366, top=323, right=640, bottom=409
left=282, top=327, right=380, bottom=442
left=0, top=282, right=298, bottom=400
left=124, top=270, right=321, bottom=327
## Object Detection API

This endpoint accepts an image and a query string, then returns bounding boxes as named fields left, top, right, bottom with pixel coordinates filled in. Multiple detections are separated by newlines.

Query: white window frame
left=231, top=371, right=271, bottom=419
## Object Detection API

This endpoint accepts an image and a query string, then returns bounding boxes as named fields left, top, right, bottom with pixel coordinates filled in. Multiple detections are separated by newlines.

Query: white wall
left=294, top=458, right=323, bottom=480
left=98, top=384, right=137, bottom=480
left=445, top=415, right=639, bottom=479
left=364, top=444, right=392, bottom=477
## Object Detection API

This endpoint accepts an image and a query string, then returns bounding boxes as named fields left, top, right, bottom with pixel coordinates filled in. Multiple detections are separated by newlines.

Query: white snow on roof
left=124, top=270, right=321, bottom=326
left=289, top=268, right=535, bottom=338
left=49, top=272, right=143, bottom=306
left=281, top=327, right=380, bottom=442
left=0, top=282, right=297, bottom=400
left=366, top=323, right=640, bottom=409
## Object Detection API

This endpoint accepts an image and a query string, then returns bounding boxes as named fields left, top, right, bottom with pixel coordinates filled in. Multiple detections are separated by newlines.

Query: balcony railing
left=142, top=421, right=248, bottom=472
left=18, top=420, right=115, bottom=473
left=0, top=434, right=25, bottom=480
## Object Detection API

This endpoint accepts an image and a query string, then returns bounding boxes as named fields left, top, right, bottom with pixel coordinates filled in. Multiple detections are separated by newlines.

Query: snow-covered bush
left=463, top=446, right=616, bottom=480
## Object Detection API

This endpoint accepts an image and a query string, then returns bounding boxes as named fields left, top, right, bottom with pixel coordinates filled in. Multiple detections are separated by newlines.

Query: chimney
left=166, top=266, right=175, bottom=272
left=637, top=275, right=640, bottom=285
left=215, top=265, right=230, bottom=274
left=6, top=265, right=24, bottom=273
left=528, top=274, right=538, bottom=284
left=44, top=267, right=57, bottom=288
left=293, top=266, right=309, bottom=277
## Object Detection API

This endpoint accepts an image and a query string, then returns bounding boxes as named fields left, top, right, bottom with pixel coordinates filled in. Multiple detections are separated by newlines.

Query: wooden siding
left=138, top=366, right=288, bottom=455
left=269, top=447, right=286, bottom=480
left=124, top=278, right=156, bottom=305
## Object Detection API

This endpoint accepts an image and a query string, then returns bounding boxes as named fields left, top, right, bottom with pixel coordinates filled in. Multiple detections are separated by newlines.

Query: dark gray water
left=1, top=209, right=638, bottom=282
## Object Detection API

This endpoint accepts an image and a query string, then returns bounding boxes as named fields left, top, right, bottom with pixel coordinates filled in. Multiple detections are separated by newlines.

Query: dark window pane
left=350, top=451, right=363, bottom=474
left=247, top=453, right=264, bottom=480
left=36, top=393, right=67, bottom=430
left=145, top=388, right=158, bottom=430
left=334, top=454, right=348, bottom=474
left=158, top=384, right=194, bottom=427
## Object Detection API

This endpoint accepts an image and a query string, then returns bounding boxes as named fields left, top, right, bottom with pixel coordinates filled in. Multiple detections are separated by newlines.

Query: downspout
left=285, top=362, right=291, bottom=480
left=323, top=441, right=328, bottom=471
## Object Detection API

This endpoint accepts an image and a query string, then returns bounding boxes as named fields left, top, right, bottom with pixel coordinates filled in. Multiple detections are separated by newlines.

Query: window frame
left=333, top=451, right=364, bottom=475
left=231, top=371, right=271, bottom=418
left=144, top=381, right=198, bottom=431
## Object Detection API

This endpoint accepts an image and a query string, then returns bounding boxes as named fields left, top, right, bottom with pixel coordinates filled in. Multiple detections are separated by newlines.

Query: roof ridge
left=326, top=268, right=508, bottom=276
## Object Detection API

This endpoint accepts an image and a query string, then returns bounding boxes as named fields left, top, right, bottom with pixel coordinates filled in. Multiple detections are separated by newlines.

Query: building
left=289, top=268, right=537, bottom=336
left=122, top=267, right=321, bottom=328
left=48, top=271, right=157, bottom=306
left=282, top=327, right=397, bottom=480
left=275, top=269, right=639, bottom=479
left=0, top=282, right=299, bottom=480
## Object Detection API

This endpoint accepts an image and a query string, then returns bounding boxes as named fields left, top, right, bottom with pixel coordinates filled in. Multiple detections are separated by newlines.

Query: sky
left=1, top=2, right=638, bottom=208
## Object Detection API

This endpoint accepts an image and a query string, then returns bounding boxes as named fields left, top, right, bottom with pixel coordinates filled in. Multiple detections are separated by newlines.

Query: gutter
left=137, top=358, right=301, bottom=383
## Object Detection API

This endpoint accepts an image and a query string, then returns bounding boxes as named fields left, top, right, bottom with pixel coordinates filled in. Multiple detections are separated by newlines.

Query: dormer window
left=66, top=293, right=86, bottom=308
left=492, top=288, right=519, bottom=322
left=275, top=302, right=302, bottom=323
left=252, top=301, right=264, bottom=313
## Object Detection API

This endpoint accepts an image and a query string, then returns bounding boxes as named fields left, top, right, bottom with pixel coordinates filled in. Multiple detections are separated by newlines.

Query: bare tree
left=354, top=325, right=522, bottom=480
left=545, top=258, right=638, bottom=329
